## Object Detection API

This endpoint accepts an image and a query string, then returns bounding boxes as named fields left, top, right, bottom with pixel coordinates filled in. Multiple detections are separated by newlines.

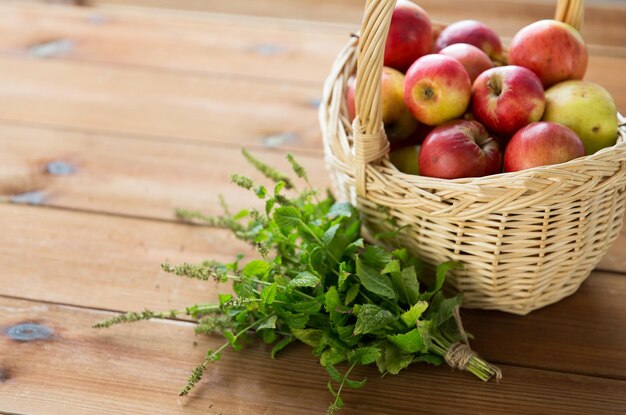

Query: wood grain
left=1, top=296, right=625, bottom=415
left=1, top=203, right=625, bottom=379
left=0, top=123, right=328, bottom=220
left=73, top=0, right=626, bottom=50
left=1, top=121, right=623, bottom=272
left=0, top=5, right=624, bottom=113
left=0, top=3, right=355, bottom=85
left=0, top=56, right=322, bottom=152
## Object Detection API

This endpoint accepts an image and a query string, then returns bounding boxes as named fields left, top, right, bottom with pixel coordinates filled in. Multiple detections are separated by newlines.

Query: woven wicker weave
left=319, top=0, right=626, bottom=315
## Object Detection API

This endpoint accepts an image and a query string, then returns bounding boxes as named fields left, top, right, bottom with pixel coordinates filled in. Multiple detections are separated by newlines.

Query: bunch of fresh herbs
left=95, top=150, right=500, bottom=414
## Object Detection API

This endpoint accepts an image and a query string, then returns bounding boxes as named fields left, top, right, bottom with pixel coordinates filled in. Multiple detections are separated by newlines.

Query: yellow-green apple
left=542, top=80, right=618, bottom=154
left=384, top=0, right=433, bottom=72
left=390, top=145, right=421, bottom=175
left=434, top=20, right=503, bottom=60
left=346, top=68, right=419, bottom=142
left=419, top=119, right=502, bottom=179
left=403, top=54, right=471, bottom=126
left=439, top=43, right=493, bottom=83
left=504, top=122, right=585, bottom=172
left=509, top=20, right=588, bottom=88
left=471, top=65, right=545, bottom=137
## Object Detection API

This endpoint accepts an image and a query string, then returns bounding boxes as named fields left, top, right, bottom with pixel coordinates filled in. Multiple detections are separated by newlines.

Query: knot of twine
left=352, top=117, right=389, bottom=197
left=444, top=307, right=503, bottom=380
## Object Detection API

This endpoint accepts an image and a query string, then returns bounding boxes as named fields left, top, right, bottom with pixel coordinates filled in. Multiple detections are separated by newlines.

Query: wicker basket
left=319, top=0, right=626, bottom=315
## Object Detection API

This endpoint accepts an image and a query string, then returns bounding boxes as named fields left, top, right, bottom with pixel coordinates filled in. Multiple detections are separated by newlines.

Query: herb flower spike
left=94, top=151, right=500, bottom=413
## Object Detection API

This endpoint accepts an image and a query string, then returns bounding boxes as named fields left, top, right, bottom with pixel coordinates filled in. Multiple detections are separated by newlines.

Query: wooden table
left=1, top=1, right=625, bottom=414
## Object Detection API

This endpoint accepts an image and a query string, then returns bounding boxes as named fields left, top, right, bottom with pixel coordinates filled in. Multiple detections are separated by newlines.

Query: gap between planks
left=1, top=296, right=625, bottom=415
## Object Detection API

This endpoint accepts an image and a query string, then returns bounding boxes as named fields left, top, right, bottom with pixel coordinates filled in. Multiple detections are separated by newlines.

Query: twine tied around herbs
left=444, top=307, right=503, bottom=380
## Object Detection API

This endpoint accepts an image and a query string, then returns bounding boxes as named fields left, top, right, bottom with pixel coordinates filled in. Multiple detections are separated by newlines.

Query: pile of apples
left=346, top=0, right=619, bottom=179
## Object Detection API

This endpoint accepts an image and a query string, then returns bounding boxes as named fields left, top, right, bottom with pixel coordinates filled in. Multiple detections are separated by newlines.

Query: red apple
left=509, top=19, right=588, bottom=88
left=439, top=43, right=494, bottom=83
left=419, top=119, right=502, bottom=179
left=504, top=122, right=585, bottom=172
left=346, top=75, right=356, bottom=120
left=384, top=0, right=433, bottom=72
left=434, top=20, right=503, bottom=60
left=404, top=54, right=471, bottom=126
left=472, top=65, right=545, bottom=137
left=346, top=67, right=418, bottom=142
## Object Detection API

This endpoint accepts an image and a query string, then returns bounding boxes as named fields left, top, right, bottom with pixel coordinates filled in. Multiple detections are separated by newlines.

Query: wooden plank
left=1, top=296, right=624, bottom=415
left=0, top=56, right=323, bottom=152
left=0, top=4, right=355, bottom=85
left=83, top=0, right=626, bottom=49
left=0, top=203, right=253, bottom=314
left=1, top=122, right=623, bottom=271
left=1, top=203, right=625, bottom=379
left=0, top=123, right=328, bottom=221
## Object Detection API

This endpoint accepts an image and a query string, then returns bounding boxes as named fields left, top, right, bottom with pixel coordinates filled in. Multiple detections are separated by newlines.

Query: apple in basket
left=346, top=67, right=419, bottom=142
left=438, top=43, right=494, bottom=83
left=419, top=119, right=502, bottom=179
left=504, top=122, right=586, bottom=172
left=384, top=0, right=433, bottom=72
left=472, top=65, right=545, bottom=137
left=509, top=19, right=588, bottom=88
left=390, top=144, right=421, bottom=175
left=542, top=80, right=619, bottom=154
left=404, top=54, right=471, bottom=126
left=434, top=20, right=503, bottom=61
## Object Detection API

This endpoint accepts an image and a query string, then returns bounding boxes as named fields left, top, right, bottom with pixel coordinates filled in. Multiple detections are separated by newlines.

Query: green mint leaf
left=285, top=313, right=310, bottom=329
left=327, top=202, right=356, bottom=219
left=218, top=293, right=233, bottom=307
left=325, top=364, right=343, bottom=382
left=308, top=247, right=327, bottom=276
left=261, top=284, right=277, bottom=307
left=361, top=245, right=392, bottom=269
left=344, top=377, right=367, bottom=389
left=381, top=259, right=401, bottom=275
left=265, top=198, right=275, bottom=215
left=274, top=181, right=286, bottom=195
left=288, top=271, right=320, bottom=288
left=271, top=336, right=295, bottom=359
left=344, top=283, right=360, bottom=306
left=242, top=260, right=272, bottom=279
left=350, top=347, right=381, bottom=365
left=354, top=304, right=396, bottom=335
left=322, top=223, right=340, bottom=246
left=320, top=348, right=346, bottom=367
left=344, top=238, right=364, bottom=257
left=291, top=328, right=323, bottom=347
left=422, top=261, right=462, bottom=300
left=223, top=330, right=243, bottom=351
left=255, top=185, right=267, bottom=199
left=390, top=266, right=421, bottom=306
left=401, top=301, right=429, bottom=327
left=274, top=206, right=302, bottom=231
left=338, top=262, right=350, bottom=291
left=291, top=301, right=322, bottom=314
left=256, top=315, right=278, bottom=330
left=413, top=353, right=444, bottom=366
left=376, top=342, right=413, bottom=375
left=260, top=329, right=277, bottom=344
left=387, top=329, right=428, bottom=354
left=355, top=257, right=396, bottom=300
left=392, top=248, right=409, bottom=263
left=325, top=286, right=343, bottom=326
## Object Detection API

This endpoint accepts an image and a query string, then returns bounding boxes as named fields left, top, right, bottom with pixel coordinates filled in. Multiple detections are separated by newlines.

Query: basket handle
left=352, top=0, right=585, bottom=197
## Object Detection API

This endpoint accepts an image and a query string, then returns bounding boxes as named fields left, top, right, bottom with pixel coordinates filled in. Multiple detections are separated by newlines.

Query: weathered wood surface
left=1, top=1, right=625, bottom=414
left=1, top=297, right=625, bottom=415
left=1, top=203, right=625, bottom=380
